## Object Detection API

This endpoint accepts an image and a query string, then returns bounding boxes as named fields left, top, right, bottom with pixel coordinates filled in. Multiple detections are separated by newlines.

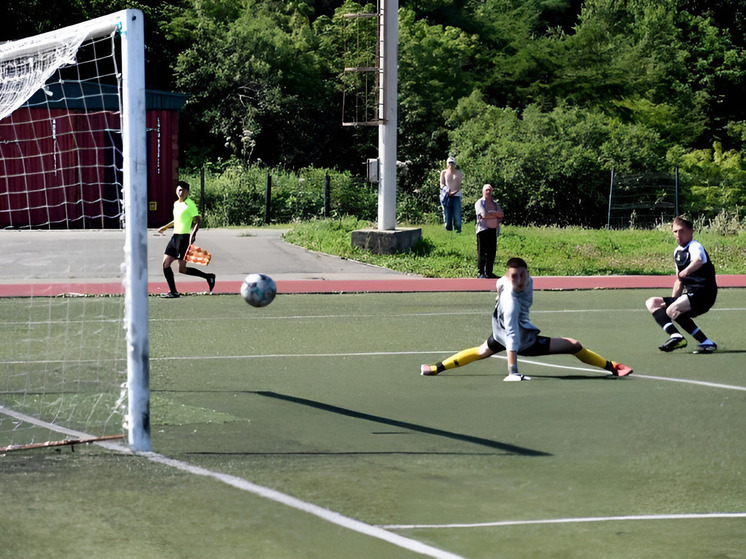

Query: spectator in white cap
left=439, top=156, right=463, bottom=232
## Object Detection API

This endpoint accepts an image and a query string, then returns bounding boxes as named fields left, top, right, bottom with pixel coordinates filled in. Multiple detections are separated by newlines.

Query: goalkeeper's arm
left=507, top=350, right=519, bottom=376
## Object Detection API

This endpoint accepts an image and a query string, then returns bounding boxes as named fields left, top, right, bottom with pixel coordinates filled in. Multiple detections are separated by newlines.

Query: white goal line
left=380, top=512, right=746, bottom=530
left=4, top=350, right=745, bottom=392
left=147, top=350, right=746, bottom=392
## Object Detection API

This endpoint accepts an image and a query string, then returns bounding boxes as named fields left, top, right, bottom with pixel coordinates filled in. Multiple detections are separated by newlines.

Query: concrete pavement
left=0, top=227, right=417, bottom=295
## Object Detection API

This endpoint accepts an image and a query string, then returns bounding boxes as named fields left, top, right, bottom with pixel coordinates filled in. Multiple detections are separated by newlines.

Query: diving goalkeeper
left=421, top=257, right=633, bottom=381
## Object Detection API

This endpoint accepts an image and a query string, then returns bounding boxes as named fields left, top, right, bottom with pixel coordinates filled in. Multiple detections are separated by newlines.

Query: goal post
left=119, top=9, right=151, bottom=453
left=0, top=10, right=150, bottom=451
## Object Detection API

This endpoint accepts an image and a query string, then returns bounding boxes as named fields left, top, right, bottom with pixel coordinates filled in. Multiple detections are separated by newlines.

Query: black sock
left=163, top=267, right=177, bottom=293
left=652, top=308, right=680, bottom=336
left=676, top=315, right=708, bottom=343
left=184, top=267, right=209, bottom=280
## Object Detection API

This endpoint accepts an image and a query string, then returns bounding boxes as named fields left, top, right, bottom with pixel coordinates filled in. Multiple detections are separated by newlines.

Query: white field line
left=5, top=350, right=746, bottom=392
left=0, top=351, right=447, bottom=366
left=628, top=373, right=746, bottom=391
left=151, top=351, right=746, bottom=393
left=0, top=417, right=462, bottom=559
left=5, top=307, right=744, bottom=326
left=142, top=452, right=464, bottom=559
left=0, top=405, right=93, bottom=439
left=380, top=512, right=746, bottom=530
left=5, top=383, right=743, bottom=550
left=2, top=356, right=741, bottom=555
left=4, top=306, right=744, bottom=553
left=142, top=306, right=746, bottom=323
left=507, top=356, right=746, bottom=392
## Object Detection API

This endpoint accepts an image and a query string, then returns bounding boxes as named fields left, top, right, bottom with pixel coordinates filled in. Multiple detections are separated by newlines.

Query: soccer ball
left=241, top=273, right=277, bottom=307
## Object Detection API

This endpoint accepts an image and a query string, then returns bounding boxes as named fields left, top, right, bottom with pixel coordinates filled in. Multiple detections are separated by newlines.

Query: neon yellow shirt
left=173, top=198, right=198, bottom=234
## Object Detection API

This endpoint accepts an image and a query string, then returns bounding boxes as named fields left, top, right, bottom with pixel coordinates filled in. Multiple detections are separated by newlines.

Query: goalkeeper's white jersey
left=491, top=275, right=541, bottom=352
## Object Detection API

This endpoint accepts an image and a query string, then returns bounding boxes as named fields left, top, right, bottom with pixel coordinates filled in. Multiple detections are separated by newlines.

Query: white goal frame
left=0, top=10, right=150, bottom=451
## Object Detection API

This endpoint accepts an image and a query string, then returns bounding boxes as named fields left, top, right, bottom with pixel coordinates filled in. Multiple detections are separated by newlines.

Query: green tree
left=554, top=0, right=746, bottom=148
left=672, top=142, right=746, bottom=218
left=7, top=0, right=746, bottom=224
left=396, top=6, right=481, bottom=191
left=0, top=0, right=183, bottom=91
left=446, top=92, right=666, bottom=226
left=173, top=0, right=352, bottom=168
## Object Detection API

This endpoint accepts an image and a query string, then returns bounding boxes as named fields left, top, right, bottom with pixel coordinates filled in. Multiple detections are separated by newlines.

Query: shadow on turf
left=253, top=390, right=551, bottom=457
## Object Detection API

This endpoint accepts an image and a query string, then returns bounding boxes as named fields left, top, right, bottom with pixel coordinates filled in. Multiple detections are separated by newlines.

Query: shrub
left=181, top=161, right=378, bottom=226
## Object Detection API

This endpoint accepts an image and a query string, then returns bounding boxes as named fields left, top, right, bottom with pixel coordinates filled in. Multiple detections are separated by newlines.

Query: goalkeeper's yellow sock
left=574, top=347, right=614, bottom=372
left=429, top=346, right=483, bottom=374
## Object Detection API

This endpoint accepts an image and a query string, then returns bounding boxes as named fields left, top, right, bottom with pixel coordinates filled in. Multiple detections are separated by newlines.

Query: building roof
left=23, top=81, right=188, bottom=111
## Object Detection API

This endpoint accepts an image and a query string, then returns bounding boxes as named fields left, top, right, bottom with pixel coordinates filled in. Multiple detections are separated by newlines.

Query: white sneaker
left=504, top=373, right=530, bottom=382
left=694, top=342, right=717, bottom=354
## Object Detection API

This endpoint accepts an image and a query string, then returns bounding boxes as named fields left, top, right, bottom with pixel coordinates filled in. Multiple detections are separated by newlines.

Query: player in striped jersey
left=645, top=216, right=718, bottom=353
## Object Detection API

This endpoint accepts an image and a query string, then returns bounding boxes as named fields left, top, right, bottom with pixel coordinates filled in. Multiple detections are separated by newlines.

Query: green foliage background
left=182, top=165, right=379, bottom=226
left=5, top=0, right=746, bottom=226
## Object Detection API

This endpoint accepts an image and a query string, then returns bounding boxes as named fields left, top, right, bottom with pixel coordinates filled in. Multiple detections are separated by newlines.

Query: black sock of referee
left=163, top=267, right=178, bottom=294
left=652, top=308, right=682, bottom=337
left=184, top=267, right=210, bottom=280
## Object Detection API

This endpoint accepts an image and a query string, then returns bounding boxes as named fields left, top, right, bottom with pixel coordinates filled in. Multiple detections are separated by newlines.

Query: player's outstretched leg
left=548, top=338, right=632, bottom=377
left=574, top=347, right=633, bottom=377
left=421, top=345, right=490, bottom=376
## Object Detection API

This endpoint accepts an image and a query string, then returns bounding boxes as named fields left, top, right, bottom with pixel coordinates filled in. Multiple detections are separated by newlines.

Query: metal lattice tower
left=342, top=3, right=381, bottom=127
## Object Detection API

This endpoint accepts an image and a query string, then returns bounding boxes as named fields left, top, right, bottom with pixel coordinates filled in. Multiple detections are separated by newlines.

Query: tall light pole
left=348, top=0, right=421, bottom=253
left=377, top=0, right=398, bottom=231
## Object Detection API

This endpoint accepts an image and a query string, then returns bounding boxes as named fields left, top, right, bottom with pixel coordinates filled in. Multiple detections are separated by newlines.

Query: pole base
left=351, top=227, right=422, bottom=255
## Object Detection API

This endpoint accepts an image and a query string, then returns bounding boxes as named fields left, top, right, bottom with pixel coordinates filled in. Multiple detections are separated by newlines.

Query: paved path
left=0, top=228, right=405, bottom=282
left=0, top=228, right=412, bottom=295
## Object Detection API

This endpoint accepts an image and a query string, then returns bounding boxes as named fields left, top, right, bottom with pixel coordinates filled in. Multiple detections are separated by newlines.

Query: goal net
left=0, top=10, right=150, bottom=452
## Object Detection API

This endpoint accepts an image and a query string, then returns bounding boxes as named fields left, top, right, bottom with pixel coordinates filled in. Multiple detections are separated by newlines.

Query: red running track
left=2, top=275, right=746, bottom=297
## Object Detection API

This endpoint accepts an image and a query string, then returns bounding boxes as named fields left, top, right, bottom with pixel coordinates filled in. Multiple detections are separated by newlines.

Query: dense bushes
left=182, top=156, right=746, bottom=230
left=182, top=163, right=378, bottom=227
left=181, top=103, right=746, bottom=230
left=444, top=98, right=669, bottom=227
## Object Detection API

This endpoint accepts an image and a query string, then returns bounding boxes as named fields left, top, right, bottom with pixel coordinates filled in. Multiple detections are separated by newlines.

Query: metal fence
left=607, top=169, right=679, bottom=229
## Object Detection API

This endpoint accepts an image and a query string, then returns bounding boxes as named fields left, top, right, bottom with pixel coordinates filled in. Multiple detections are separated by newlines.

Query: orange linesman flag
left=184, top=245, right=212, bottom=265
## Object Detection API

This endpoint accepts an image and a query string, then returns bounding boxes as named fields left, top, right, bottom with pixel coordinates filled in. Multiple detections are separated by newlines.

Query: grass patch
left=283, top=217, right=746, bottom=277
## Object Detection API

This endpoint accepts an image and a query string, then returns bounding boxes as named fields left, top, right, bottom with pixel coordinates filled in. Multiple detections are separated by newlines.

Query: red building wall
left=146, top=109, right=181, bottom=228
left=0, top=106, right=181, bottom=229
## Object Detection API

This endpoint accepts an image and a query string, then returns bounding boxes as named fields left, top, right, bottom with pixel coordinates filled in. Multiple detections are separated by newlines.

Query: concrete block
left=350, top=227, right=422, bottom=255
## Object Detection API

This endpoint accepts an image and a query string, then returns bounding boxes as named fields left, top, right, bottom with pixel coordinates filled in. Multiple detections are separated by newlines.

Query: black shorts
left=664, top=286, right=717, bottom=318
left=486, top=334, right=553, bottom=356
left=165, top=234, right=190, bottom=260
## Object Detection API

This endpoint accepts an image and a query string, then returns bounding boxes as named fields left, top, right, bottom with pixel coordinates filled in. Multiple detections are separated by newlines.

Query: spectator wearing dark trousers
left=475, top=184, right=504, bottom=278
